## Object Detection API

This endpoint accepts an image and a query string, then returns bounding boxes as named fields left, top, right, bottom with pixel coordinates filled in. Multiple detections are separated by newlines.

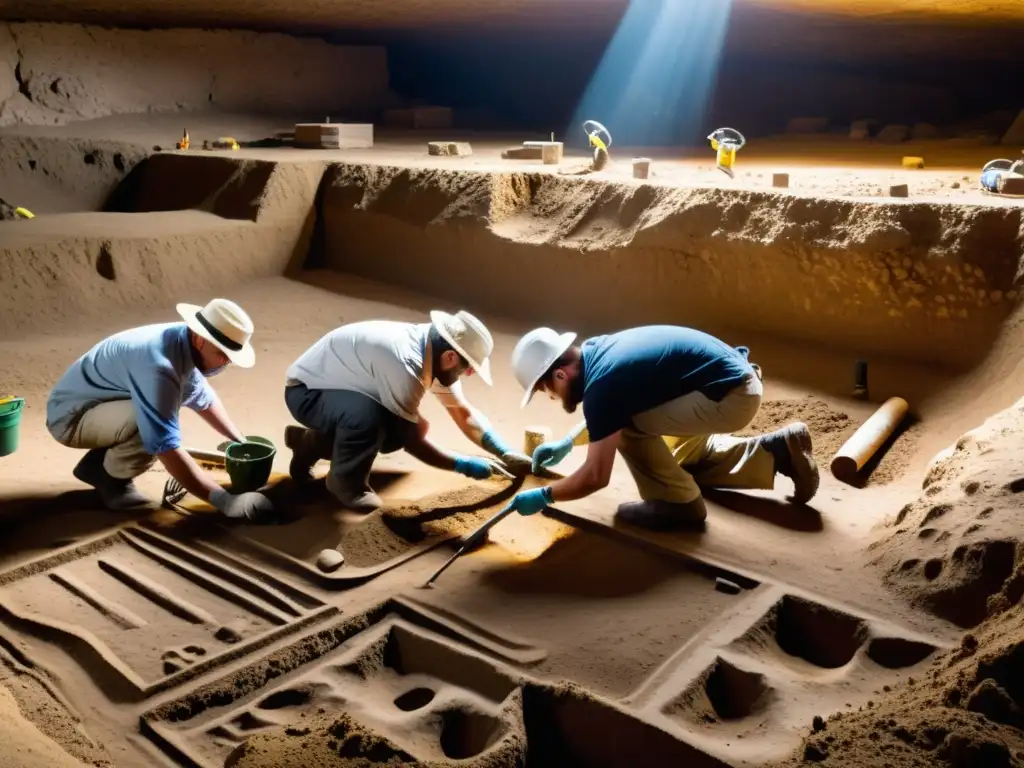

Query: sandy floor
left=1, top=114, right=1023, bottom=768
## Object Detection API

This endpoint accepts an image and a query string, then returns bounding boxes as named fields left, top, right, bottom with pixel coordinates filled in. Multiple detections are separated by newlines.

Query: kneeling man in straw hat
left=47, top=299, right=274, bottom=522
left=499, top=325, right=819, bottom=529
left=284, top=310, right=531, bottom=511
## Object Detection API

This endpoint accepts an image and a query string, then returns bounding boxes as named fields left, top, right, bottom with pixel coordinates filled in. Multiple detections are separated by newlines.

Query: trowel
left=419, top=501, right=517, bottom=589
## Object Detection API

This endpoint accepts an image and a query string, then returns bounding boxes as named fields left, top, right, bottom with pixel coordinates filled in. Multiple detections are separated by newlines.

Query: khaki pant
left=618, top=375, right=774, bottom=504
left=56, top=400, right=156, bottom=480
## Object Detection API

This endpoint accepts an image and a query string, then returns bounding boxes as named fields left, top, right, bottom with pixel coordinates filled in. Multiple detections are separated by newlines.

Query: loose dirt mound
left=867, top=397, right=1024, bottom=629
left=775, top=606, right=1024, bottom=768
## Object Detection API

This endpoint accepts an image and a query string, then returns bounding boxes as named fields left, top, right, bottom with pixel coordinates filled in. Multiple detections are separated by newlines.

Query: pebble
left=316, top=548, right=345, bottom=572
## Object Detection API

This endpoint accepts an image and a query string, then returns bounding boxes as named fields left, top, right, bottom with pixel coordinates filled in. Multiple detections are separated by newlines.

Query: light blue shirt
left=46, top=323, right=215, bottom=455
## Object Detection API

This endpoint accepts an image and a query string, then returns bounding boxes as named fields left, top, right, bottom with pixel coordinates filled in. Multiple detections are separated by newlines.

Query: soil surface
left=1, top=111, right=1024, bottom=768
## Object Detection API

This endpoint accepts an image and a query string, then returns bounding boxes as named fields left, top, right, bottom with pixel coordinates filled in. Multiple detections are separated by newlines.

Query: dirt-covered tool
left=419, top=502, right=517, bottom=588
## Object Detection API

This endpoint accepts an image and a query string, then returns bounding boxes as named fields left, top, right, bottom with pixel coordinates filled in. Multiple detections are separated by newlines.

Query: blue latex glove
left=453, top=456, right=500, bottom=480
left=504, top=486, right=554, bottom=516
left=531, top=435, right=574, bottom=474
left=481, top=430, right=531, bottom=475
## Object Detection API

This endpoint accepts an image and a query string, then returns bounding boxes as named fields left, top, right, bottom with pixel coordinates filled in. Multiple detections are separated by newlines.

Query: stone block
left=427, top=141, right=472, bottom=157
left=772, top=172, right=790, bottom=188
left=889, top=184, right=909, bottom=198
left=501, top=146, right=543, bottom=160
left=294, top=122, right=373, bottom=149
left=877, top=124, right=910, bottom=143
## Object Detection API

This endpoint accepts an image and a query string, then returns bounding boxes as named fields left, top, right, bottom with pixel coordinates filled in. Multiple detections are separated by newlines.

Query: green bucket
left=0, top=398, right=25, bottom=458
left=223, top=436, right=277, bottom=493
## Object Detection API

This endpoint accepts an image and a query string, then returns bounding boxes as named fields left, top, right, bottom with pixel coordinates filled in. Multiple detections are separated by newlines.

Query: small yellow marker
left=13, top=207, right=34, bottom=219
left=902, top=156, right=925, bottom=169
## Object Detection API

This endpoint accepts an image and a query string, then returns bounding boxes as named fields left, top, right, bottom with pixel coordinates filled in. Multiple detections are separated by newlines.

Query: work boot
left=325, top=473, right=382, bottom=513
left=72, top=449, right=151, bottom=511
left=615, top=498, right=708, bottom=531
left=284, top=425, right=327, bottom=484
left=760, top=422, right=819, bottom=504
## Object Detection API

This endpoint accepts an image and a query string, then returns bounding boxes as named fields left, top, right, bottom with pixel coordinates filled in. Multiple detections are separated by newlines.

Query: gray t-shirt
left=285, top=320, right=459, bottom=422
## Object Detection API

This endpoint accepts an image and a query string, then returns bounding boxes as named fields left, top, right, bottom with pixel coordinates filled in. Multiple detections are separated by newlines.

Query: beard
left=435, top=366, right=461, bottom=387
left=562, top=373, right=585, bottom=413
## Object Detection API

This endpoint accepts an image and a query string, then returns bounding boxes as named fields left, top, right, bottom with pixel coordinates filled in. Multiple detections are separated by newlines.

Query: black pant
left=284, top=384, right=416, bottom=491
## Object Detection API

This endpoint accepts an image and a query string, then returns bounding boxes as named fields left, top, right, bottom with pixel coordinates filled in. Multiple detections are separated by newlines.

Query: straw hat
left=176, top=298, right=256, bottom=368
left=430, top=310, right=494, bottom=385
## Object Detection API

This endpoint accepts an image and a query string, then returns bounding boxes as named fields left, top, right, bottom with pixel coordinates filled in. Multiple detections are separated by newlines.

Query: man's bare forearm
left=549, top=465, right=604, bottom=502
left=404, top=436, right=457, bottom=472
left=158, top=448, right=222, bottom=502
left=197, top=399, right=245, bottom=444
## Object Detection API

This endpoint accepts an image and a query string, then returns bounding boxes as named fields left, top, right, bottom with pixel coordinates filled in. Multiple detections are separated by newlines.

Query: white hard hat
left=511, top=327, right=577, bottom=408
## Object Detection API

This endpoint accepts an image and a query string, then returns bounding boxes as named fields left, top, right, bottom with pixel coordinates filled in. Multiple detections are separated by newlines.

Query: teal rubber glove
left=505, top=486, right=554, bottom=516
left=481, top=429, right=531, bottom=475
left=453, top=456, right=500, bottom=480
left=531, top=435, right=574, bottom=474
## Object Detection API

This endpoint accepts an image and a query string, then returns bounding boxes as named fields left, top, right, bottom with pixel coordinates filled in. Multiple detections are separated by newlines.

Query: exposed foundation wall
left=322, top=165, right=1024, bottom=371
left=0, top=22, right=389, bottom=127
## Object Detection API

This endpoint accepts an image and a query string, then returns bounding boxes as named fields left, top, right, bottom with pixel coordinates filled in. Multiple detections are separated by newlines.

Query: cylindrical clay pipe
left=831, top=397, right=909, bottom=483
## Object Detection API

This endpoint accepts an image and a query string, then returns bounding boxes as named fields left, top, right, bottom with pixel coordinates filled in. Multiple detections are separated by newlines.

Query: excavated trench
left=2, top=147, right=1024, bottom=767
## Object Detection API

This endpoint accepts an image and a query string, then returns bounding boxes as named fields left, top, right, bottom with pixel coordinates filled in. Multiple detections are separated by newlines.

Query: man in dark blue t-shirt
left=500, top=325, right=819, bottom=529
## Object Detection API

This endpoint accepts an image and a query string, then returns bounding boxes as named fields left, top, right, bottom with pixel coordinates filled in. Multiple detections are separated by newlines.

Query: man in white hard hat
left=501, top=325, right=819, bottom=529
left=283, top=310, right=531, bottom=511
left=47, top=299, right=274, bottom=521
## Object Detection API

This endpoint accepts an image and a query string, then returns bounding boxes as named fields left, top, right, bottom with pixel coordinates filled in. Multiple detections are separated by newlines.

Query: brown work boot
left=73, top=449, right=151, bottom=511
left=325, top=473, right=382, bottom=513
left=284, top=425, right=327, bottom=484
left=615, top=498, right=707, bottom=531
left=760, top=422, right=819, bottom=504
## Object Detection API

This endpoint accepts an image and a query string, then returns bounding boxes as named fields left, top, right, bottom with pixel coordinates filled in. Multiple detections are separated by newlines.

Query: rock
left=1001, top=110, right=1024, bottom=145
left=427, top=141, right=472, bottom=157
left=849, top=119, right=879, bottom=140
left=890, top=184, right=910, bottom=198
left=966, top=678, right=1023, bottom=727
left=0, top=197, right=19, bottom=221
left=812, top=715, right=826, bottom=732
left=316, top=548, right=345, bottom=572
left=803, top=742, right=828, bottom=762
left=787, top=117, right=829, bottom=134
left=501, top=146, right=543, bottom=160
left=772, top=172, right=790, bottom=188
left=215, top=624, right=244, bottom=644
left=877, top=124, right=910, bottom=143
left=912, top=122, right=940, bottom=140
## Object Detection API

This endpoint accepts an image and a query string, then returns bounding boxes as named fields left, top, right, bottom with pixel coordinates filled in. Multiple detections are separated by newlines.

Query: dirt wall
left=0, top=22, right=388, bottom=127
left=322, top=165, right=1024, bottom=371
left=0, top=157, right=327, bottom=332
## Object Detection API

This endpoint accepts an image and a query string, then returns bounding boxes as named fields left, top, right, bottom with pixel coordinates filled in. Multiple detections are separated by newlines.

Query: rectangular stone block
left=772, top=173, right=790, bottom=188
left=889, top=184, right=909, bottom=198
left=427, top=141, right=472, bottom=157
left=294, top=123, right=373, bottom=149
